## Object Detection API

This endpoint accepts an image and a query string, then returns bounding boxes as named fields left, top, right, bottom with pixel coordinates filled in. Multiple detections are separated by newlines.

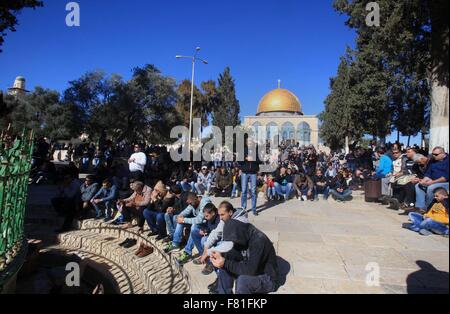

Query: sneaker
left=148, top=231, right=158, bottom=237
left=162, top=236, right=172, bottom=243
left=164, top=242, right=180, bottom=253
left=177, top=251, right=192, bottom=265
left=419, top=229, right=433, bottom=236
left=302, top=195, right=308, bottom=201
left=103, top=216, right=112, bottom=223
left=253, top=210, right=259, bottom=216
left=193, top=258, right=203, bottom=266
left=202, top=263, right=215, bottom=275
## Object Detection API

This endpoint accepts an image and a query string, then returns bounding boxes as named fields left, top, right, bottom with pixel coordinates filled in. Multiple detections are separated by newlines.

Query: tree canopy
left=321, top=0, right=435, bottom=149
left=0, top=0, right=43, bottom=52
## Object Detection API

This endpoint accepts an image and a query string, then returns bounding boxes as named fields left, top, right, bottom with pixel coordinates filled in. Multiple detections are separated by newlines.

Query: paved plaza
left=186, top=193, right=449, bottom=294
left=25, top=186, right=449, bottom=294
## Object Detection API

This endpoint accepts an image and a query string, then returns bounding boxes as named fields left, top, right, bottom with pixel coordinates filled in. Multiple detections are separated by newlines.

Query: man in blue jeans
left=414, top=147, right=449, bottom=212
left=274, top=167, right=294, bottom=201
left=91, top=179, right=118, bottom=221
left=239, top=137, right=260, bottom=216
left=164, top=192, right=211, bottom=256
left=164, top=185, right=186, bottom=242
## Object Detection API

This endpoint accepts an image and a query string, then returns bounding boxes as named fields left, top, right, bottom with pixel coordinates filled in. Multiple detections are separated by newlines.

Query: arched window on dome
left=297, top=122, right=311, bottom=146
left=281, top=122, right=295, bottom=141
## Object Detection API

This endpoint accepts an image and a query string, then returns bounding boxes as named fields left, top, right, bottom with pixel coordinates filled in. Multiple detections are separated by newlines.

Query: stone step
left=57, top=229, right=190, bottom=294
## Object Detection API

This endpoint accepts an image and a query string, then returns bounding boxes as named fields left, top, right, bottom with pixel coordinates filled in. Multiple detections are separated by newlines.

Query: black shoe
left=122, top=239, right=137, bottom=248
left=162, top=236, right=172, bottom=243
left=388, top=198, right=400, bottom=210
left=119, top=238, right=132, bottom=247
left=148, top=231, right=158, bottom=237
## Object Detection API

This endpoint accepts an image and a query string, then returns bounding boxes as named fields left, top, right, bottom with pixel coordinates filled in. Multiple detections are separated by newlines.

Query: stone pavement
left=24, top=185, right=449, bottom=294
left=185, top=193, right=449, bottom=294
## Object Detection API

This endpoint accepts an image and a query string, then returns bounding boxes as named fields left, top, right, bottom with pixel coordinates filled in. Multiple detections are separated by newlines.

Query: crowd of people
left=41, top=136, right=449, bottom=294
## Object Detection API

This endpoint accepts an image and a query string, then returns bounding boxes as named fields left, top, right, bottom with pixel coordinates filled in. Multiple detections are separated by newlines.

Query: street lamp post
left=176, top=47, right=208, bottom=153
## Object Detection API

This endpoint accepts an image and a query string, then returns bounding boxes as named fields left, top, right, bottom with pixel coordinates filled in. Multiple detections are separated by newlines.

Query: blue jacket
left=425, top=154, right=449, bottom=182
left=376, top=155, right=393, bottom=178
left=92, top=185, right=118, bottom=203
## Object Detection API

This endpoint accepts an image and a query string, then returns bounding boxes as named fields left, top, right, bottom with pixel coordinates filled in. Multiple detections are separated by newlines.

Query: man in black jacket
left=210, top=220, right=280, bottom=294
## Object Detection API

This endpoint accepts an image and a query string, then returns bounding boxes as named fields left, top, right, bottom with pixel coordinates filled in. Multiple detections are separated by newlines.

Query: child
left=408, top=188, right=449, bottom=236
left=265, top=174, right=276, bottom=201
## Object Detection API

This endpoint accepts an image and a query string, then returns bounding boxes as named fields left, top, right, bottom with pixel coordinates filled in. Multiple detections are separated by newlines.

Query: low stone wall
left=56, top=220, right=191, bottom=294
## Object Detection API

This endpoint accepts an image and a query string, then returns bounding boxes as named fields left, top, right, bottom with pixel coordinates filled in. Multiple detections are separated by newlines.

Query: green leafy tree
left=213, top=67, right=241, bottom=141
left=320, top=53, right=365, bottom=150
left=175, top=80, right=205, bottom=130
left=330, top=0, right=434, bottom=145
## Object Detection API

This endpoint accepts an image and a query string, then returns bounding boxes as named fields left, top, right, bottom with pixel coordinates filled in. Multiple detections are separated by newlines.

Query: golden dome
left=257, top=88, right=302, bottom=115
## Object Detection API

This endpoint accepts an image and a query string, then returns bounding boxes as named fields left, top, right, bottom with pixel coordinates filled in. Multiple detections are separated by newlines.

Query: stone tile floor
left=26, top=185, right=449, bottom=294
left=185, top=194, right=449, bottom=294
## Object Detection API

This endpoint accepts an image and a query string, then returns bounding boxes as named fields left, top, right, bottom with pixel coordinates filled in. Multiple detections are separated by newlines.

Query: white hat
left=210, top=241, right=234, bottom=254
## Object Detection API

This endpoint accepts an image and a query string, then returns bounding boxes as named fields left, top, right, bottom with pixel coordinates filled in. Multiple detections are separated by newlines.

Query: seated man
left=79, top=175, right=99, bottom=219
left=164, top=185, right=187, bottom=242
left=214, top=167, right=233, bottom=197
left=180, top=165, right=197, bottom=192
left=329, top=171, right=352, bottom=202
left=313, top=169, right=329, bottom=200
left=373, top=146, right=393, bottom=202
left=407, top=187, right=449, bottom=236
left=415, top=147, right=449, bottom=213
left=91, top=179, right=118, bottom=222
left=293, top=172, right=314, bottom=201
left=52, top=174, right=82, bottom=232
left=182, top=203, right=221, bottom=272
left=198, top=201, right=249, bottom=294
left=117, top=181, right=151, bottom=230
left=210, top=220, right=280, bottom=294
left=144, top=186, right=175, bottom=240
left=164, top=192, right=211, bottom=256
left=274, top=167, right=293, bottom=201
left=195, top=166, right=214, bottom=195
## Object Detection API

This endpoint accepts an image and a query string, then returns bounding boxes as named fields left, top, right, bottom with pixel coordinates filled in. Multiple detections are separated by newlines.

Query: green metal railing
left=0, top=128, right=34, bottom=274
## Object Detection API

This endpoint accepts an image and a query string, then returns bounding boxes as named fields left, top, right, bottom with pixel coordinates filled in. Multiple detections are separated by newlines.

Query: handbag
left=390, top=174, right=416, bottom=186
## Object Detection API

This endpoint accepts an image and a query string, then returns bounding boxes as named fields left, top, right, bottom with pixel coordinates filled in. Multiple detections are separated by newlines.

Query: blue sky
left=0, top=0, right=419, bottom=145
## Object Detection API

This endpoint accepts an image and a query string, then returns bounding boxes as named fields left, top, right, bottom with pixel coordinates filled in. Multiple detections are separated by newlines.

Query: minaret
left=8, top=76, right=29, bottom=97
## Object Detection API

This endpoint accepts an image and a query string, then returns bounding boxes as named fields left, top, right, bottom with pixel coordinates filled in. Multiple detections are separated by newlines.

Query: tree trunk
left=429, top=0, right=449, bottom=152
left=397, top=131, right=400, bottom=143
left=345, top=136, right=350, bottom=154
left=407, top=135, right=411, bottom=147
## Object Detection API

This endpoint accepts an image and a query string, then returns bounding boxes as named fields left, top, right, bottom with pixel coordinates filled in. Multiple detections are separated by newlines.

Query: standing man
left=128, top=144, right=147, bottom=182
left=239, top=137, right=260, bottom=216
